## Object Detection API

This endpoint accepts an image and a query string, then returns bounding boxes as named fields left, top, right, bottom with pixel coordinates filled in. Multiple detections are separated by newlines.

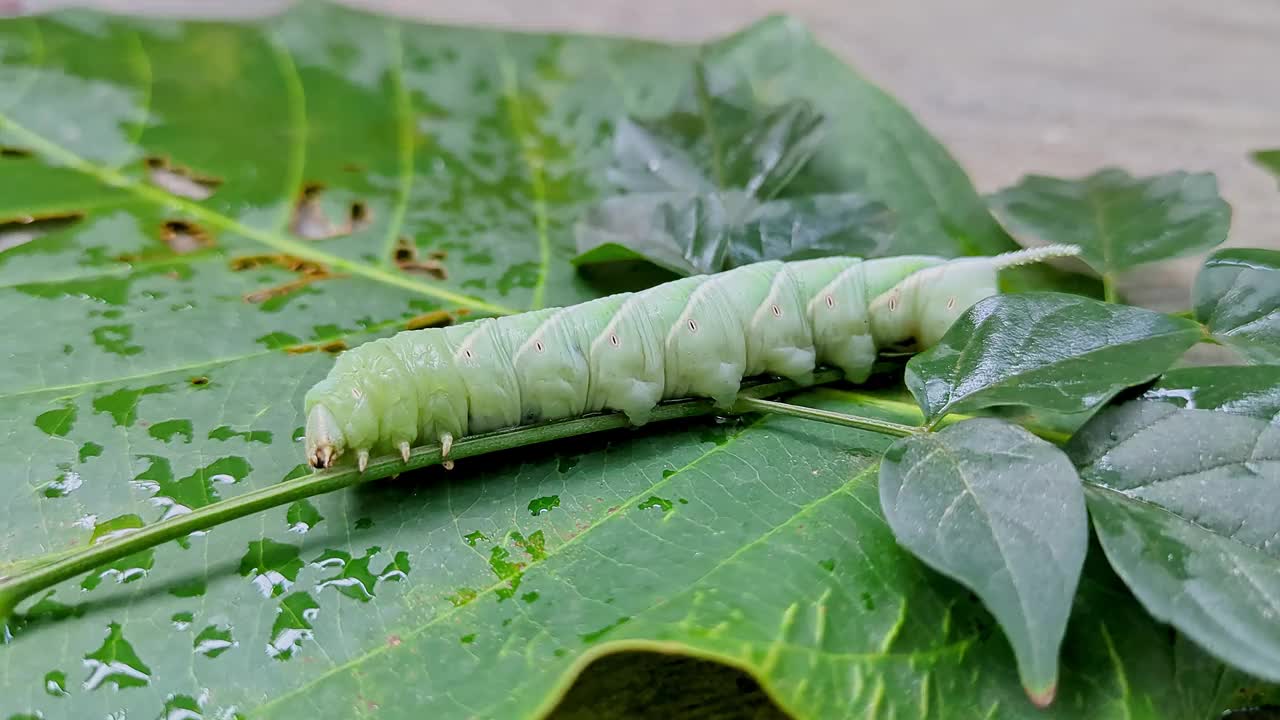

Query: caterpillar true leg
left=303, top=247, right=1081, bottom=471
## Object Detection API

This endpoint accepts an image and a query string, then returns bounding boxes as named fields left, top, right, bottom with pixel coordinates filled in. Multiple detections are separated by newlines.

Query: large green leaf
left=1194, top=248, right=1280, bottom=364
left=0, top=4, right=1251, bottom=719
left=988, top=168, right=1230, bottom=277
left=879, top=418, right=1087, bottom=705
left=1068, top=366, right=1280, bottom=682
left=905, top=292, right=1202, bottom=423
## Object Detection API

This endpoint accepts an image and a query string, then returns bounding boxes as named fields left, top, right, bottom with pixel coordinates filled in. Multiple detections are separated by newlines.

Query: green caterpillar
left=304, top=246, right=1079, bottom=470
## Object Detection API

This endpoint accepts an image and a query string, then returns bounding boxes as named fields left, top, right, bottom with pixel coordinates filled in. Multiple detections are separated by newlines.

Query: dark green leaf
left=1143, top=365, right=1280, bottom=420
left=1084, top=486, right=1280, bottom=683
left=879, top=418, right=1087, bottom=704
left=573, top=190, right=894, bottom=276
left=989, top=168, right=1230, bottom=275
left=574, top=34, right=1028, bottom=275
left=603, top=80, right=826, bottom=198
left=1068, top=370, right=1280, bottom=681
left=1254, top=149, right=1280, bottom=186
left=572, top=76, right=897, bottom=276
left=906, top=292, right=1202, bottom=422
left=1194, top=248, right=1280, bottom=363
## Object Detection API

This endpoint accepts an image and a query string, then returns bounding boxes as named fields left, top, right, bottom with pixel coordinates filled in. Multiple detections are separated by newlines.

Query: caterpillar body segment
left=303, top=245, right=1080, bottom=470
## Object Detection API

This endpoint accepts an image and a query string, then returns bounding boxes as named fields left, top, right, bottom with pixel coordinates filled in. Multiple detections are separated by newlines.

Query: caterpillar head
left=305, top=401, right=345, bottom=469
left=304, top=371, right=378, bottom=469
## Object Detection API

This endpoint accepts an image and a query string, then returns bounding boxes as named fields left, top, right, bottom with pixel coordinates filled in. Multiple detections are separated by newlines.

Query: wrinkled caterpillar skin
left=304, top=247, right=1078, bottom=470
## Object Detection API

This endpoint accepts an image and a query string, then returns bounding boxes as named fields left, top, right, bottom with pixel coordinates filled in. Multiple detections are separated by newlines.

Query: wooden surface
left=21, top=0, right=1280, bottom=310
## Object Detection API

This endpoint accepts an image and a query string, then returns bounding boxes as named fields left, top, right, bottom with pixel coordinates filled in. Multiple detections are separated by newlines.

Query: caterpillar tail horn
left=990, top=243, right=1081, bottom=269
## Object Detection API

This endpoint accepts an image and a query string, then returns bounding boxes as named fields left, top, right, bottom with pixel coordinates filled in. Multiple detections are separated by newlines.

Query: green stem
left=0, top=371, right=838, bottom=618
left=733, top=396, right=920, bottom=437
left=1102, top=273, right=1119, bottom=303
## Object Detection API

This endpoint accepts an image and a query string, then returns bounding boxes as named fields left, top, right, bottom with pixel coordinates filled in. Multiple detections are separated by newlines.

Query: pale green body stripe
left=303, top=249, right=1063, bottom=463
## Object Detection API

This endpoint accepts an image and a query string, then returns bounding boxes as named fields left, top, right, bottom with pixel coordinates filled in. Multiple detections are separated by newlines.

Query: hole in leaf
left=290, top=182, right=372, bottom=240
left=350, top=202, right=368, bottom=224
left=160, top=220, right=213, bottom=254
left=144, top=156, right=221, bottom=200
left=0, top=211, right=84, bottom=253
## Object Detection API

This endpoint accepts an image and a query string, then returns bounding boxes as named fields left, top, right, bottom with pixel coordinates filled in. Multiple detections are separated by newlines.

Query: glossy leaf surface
left=1069, top=366, right=1280, bottom=681
left=1194, top=248, right=1280, bottom=364
left=905, top=292, right=1201, bottom=423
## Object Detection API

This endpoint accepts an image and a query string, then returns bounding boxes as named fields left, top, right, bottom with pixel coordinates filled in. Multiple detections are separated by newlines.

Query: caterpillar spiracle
left=303, top=245, right=1080, bottom=471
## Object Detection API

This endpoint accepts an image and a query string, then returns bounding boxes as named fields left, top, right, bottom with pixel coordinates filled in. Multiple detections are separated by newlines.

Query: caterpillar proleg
left=303, top=245, right=1080, bottom=470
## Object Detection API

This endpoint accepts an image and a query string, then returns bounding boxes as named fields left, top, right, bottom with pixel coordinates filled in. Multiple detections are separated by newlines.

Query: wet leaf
left=0, top=5, right=1250, bottom=720
left=989, top=168, right=1230, bottom=276
left=879, top=419, right=1087, bottom=704
left=1194, top=248, right=1280, bottom=364
left=1068, top=366, right=1280, bottom=682
left=906, top=292, right=1202, bottom=423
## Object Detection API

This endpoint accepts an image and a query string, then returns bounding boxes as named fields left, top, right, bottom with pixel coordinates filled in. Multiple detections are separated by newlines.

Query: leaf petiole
left=732, top=396, right=921, bottom=437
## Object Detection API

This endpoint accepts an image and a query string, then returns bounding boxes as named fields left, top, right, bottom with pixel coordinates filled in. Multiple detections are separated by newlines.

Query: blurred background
left=15, top=0, right=1280, bottom=310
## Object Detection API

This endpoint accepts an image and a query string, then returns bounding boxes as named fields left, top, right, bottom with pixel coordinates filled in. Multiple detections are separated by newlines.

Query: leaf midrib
left=1083, top=406, right=1280, bottom=560
left=940, top=312, right=1197, bottom=416
left=0, top=112, right=518, bottom=316
left=0, top=316, right=405, bottom=403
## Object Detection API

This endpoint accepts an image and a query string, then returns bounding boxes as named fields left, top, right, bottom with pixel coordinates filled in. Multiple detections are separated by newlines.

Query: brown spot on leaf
left=243, top=276, right=323, bottom=304
left=1, top=146, right=32, bottom=158
left=404, top=310, right=458, bottom=331
left=160, top=220, right=213, bottom=254
left=393, top=240, right=415, bottom=264
left=387, top=634, right=402, bottom=647
left=428, top=250, right=448, bottom=260
left=391, top=236, right=448, bottom=280
left=290, top=182, right=372, bottom=240
left=230, top=253, right=340, bottom=304
left=229, top=253, right=327, bottom=276
left=0, top=211, right=84, bottom=253
left=145, top=156, right=221, bottom=200
left=190, top=376, right=209, bottom=386
left=284, top=339, right=347, bottom=355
